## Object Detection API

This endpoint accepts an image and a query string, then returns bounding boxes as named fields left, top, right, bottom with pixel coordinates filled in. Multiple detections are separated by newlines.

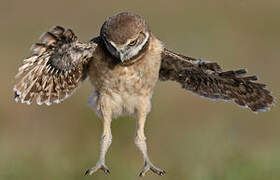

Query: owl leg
left=135, top=108, right=166, bottom=177
left=85, top=111, right=112, bottom=176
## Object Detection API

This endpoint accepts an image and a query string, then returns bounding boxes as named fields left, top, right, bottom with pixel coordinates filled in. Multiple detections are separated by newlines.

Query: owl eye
left=128, top=39, right=137, bottom=46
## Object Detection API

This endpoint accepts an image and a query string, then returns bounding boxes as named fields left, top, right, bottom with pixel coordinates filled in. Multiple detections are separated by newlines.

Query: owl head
left=100, top=12, right=150, bottom=63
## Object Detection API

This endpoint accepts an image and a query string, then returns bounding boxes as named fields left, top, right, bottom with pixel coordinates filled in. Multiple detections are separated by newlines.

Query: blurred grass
left=0, top=0, right=279, bottom=179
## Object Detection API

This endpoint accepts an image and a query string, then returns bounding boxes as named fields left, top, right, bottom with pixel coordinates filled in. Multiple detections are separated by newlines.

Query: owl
left=13, top=12, right=274, bottom=177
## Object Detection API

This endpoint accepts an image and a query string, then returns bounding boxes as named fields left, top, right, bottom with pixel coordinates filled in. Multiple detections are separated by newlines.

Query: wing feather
left=14, top=26, right=98, bottom=105
left=159, top=48, right=274, bottom=112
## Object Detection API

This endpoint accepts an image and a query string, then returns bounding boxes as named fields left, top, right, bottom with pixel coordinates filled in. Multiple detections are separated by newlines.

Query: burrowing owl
left=13, top=12, right=274, bottom=177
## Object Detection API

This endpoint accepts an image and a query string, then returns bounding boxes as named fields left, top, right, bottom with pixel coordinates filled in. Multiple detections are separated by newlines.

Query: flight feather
left=159, top=48, right=274, bottom=112
left=14, top=26, right=98, bottom=105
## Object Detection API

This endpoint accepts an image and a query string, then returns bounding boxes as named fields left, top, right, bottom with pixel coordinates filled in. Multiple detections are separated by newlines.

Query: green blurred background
left=0, top=0, right=279, bottom=179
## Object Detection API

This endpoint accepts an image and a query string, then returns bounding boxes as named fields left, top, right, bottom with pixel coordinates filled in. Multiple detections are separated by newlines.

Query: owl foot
left=84, top=162, right=110, bottom=176
left=139, top=161, right=166, bottom=177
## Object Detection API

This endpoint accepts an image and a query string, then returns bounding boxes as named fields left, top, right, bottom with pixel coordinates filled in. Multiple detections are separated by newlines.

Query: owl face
left=100, top=12, right=150, bottom=63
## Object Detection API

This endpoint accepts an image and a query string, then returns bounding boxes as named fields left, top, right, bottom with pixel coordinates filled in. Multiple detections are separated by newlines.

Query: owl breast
left=88, top=37, right=163, bottom=119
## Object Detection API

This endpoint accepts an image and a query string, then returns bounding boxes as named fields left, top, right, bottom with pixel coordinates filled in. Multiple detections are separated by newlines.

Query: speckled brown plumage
left=13, top=12, right=274, bottom=177
left=159, top=48, right=274, bottom=112
left=14, top=26, right=97, bottom=105
left=101, top=12, right=149, bottom=45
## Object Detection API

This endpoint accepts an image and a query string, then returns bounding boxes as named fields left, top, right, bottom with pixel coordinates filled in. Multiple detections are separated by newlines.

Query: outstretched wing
left=14, top=26, right=98, bottom=105
left=159, top=48, right=274, bottom=112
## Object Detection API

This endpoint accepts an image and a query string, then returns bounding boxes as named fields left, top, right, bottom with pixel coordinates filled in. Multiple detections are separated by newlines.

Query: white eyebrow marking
left=124, top=32, right=149, bottom=60
left=109, top=40, right=118, bottom=50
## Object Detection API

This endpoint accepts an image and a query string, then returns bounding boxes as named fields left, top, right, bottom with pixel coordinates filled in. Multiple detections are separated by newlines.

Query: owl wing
left=14, top=26, right=98, bottom=105
left=159, top=48, right=274, bottom=112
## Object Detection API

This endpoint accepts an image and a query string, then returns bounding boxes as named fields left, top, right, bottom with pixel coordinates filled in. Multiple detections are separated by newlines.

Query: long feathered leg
left=135, top=99, right=166, bottom=177
left=85, top=99, right=112, bottom=176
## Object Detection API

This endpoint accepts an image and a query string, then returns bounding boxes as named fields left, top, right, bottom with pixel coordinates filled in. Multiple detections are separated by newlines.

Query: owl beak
left=119, top=52, right=125, bottom=62
left=117, top=47, right=126, bottom=62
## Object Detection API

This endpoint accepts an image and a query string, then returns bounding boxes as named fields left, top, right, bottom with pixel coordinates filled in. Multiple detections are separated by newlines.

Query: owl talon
left=84, top=162, right=110, bottom=176
left=139, top=161, right=165, bottom=177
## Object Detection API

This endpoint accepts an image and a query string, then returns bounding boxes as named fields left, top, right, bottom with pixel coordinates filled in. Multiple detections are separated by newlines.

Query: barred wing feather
left=14, top=26, right=98, bottom=105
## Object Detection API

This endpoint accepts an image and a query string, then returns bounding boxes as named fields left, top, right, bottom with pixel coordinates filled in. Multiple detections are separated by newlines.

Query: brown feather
left=159, top=48, right=274, bottom=112
left=14, top=26, right=98, bottom=105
